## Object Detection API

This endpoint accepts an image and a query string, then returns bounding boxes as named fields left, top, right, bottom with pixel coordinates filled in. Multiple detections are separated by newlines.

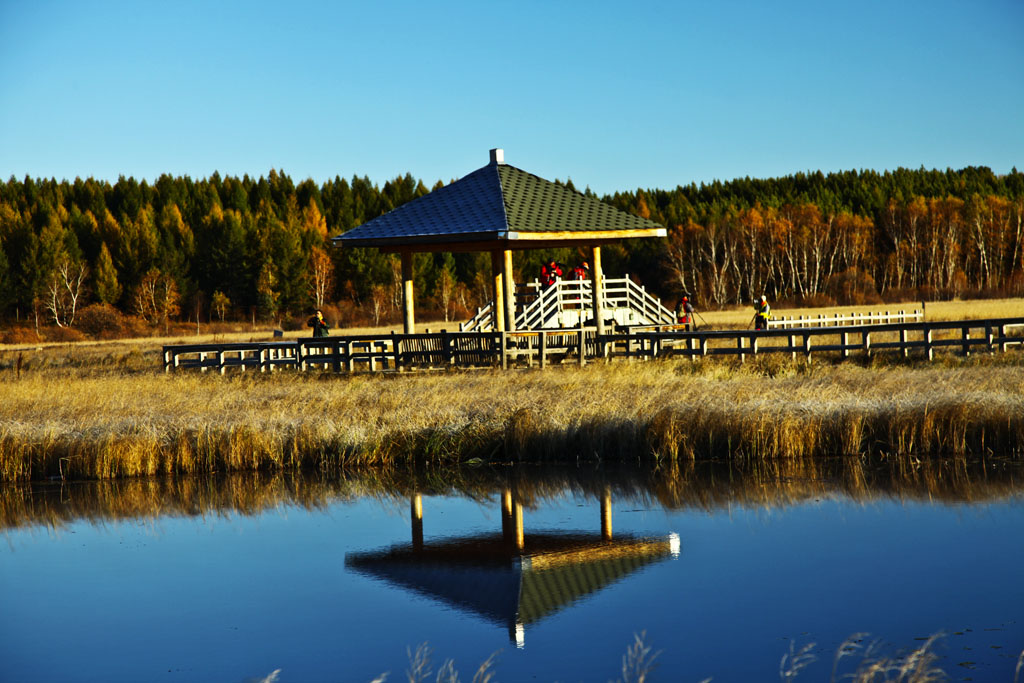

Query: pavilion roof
left=346, top=532, right=676, bottom=630
left=331, top=150, right=665, bottom=251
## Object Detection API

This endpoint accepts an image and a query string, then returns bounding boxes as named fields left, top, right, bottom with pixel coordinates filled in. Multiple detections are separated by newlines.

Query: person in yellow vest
left=754, top=295, right=771, bottom=330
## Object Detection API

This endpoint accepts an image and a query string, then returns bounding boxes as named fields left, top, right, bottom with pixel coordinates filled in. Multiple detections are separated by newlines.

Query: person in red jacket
left=676, top=296, right=695, bottom=331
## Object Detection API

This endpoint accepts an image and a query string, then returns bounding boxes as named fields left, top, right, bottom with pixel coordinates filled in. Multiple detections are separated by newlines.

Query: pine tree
left=93, top=242, right=122, bottom=305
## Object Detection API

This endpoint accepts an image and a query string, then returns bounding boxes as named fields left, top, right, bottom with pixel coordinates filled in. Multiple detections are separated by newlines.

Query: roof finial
left=489, top=148, right=505, bottom=165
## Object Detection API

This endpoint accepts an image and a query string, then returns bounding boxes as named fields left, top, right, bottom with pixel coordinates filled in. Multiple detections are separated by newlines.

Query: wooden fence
left=163, top=317, right=1024, bottom=374
left=769, top=309, right=923, bottom=328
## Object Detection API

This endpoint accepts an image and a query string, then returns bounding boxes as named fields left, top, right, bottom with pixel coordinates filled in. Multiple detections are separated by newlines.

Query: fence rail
left=164, top=316, right=1024, bottom=374
left=768, top=309, right=923, bottom=328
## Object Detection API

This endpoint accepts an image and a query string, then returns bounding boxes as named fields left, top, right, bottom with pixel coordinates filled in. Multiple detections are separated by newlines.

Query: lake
left=2, top=460, right=1022, bottom=682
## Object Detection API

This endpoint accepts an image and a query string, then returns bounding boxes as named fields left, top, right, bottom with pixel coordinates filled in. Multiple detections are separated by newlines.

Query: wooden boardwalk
left=163, top=316, right=1024, bottom=374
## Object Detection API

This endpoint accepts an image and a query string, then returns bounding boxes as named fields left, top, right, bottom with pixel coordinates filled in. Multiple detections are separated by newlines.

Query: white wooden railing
left=768, top=309, right=923, bottom=329
left=460, top=277, right=675, bottom=331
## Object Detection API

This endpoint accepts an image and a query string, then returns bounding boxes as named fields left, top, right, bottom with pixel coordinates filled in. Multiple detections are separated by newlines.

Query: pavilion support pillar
left=401, top=252, right=415, bottom=335
left=491, top=250, right=506, bottom=332
left=590, top=245, right=605, bottom=337
left=501, top=487, right=524, bottom=552
left=502, top=249, right=516, bottom=332
left=501, top=488, right=514, bottom=544
left=512, top=497, right=524, bottom=552
left=600, top=486, right=612, bottom=541
left=411, top=493, right=423, bottom=552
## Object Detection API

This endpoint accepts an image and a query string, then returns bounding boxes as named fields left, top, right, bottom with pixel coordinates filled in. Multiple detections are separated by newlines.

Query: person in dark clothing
left=308, top=309, right=330, bottom=337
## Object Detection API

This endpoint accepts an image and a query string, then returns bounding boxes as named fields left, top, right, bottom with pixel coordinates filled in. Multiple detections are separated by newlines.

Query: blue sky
left=1, top=0, right=1021, bottom=195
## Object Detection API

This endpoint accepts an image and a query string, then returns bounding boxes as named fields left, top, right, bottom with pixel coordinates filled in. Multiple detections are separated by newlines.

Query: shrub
left=76, top=304, right=127, bottom=339
left=1, top=326, right=41, bottom=344
left=45, top=326, right=86, bottom=342
left=798, top=293, right=836, bottom=308
left=824, top=268, right=882, bottom=305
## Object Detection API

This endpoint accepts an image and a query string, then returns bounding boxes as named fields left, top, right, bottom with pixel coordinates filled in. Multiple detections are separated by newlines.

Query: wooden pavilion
left=331, top=149, right=666, bottom=335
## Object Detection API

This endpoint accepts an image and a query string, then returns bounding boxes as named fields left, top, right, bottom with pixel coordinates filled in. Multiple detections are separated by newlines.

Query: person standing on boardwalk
left=308, top=309, right=330, bottom=337
left=753, top=295, right=771, bottom=330
left=676, top=295, right=695, bottom=331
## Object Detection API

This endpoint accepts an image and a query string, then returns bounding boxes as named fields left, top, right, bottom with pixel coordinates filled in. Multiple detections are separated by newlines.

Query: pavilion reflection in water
left=345, top=488, right=680, bottom=648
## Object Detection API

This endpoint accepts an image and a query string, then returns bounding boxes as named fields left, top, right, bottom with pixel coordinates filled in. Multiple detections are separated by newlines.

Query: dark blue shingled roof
left=333, top=154, right=663, bottom=248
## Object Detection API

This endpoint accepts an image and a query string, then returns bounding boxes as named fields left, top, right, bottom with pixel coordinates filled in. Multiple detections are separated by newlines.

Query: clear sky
left=1, top=0, right=1022, bottom=195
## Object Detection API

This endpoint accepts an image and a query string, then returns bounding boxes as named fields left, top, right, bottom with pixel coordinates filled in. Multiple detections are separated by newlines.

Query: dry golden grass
left=694, top=296, right=1024, bottom=328
left=1, top=338, right=1022, bottom=481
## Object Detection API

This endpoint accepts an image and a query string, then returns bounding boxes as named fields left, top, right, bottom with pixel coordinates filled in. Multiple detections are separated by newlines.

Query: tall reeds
left=1, top=349, right=1022, bottom=482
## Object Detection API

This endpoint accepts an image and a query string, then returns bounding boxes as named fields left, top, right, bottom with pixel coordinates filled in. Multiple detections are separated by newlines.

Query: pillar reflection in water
left=350, top=485, right=679, bottom=651
left=411, top=493, right=423, bottom=551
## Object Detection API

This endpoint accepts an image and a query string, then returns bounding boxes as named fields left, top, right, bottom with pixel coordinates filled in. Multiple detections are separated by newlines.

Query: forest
left=1, top=165, right=1022, bottom=340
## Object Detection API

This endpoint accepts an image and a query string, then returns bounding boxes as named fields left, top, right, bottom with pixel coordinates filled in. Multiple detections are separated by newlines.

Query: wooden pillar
left=411, top=494, right=423, bottom=552
left=401, top=252, right=415, bottom=335
left=491, top=250, right=505, bottom=332
left=513, top=497, right=524, bottom=552
left=590, top=245, right=605, bottom=336
left=600, top=487, right=612, bottom=541
left=501, top=488, right=514, bottom=544
left=502, top=250, right=516, bottom=332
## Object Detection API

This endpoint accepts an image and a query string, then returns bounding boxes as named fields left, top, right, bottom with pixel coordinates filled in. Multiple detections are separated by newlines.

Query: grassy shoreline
left=1, top=341, right=1023, bottom=482
left=5, top=458, right=1022, bottom=531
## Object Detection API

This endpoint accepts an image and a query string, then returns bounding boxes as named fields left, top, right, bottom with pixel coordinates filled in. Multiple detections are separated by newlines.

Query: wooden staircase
left=460, top=277, right=675, bottom=332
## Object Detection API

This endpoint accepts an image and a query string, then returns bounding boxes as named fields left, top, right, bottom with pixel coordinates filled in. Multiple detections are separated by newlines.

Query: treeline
left=604, top=166, right=1024, bottom=306
left=1, top=166, right=1022, bottom=339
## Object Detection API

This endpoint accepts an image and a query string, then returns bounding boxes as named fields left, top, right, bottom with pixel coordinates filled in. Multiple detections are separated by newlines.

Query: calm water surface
left=2, top=463, right=1022, bottom=682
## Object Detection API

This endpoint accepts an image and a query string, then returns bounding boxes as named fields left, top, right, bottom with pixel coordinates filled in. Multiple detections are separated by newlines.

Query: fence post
left=999, top=324, right=1007, bottom=353
left=803, top=334, right=812, bottom=362
left=578, top=329, right=587, bottom=367
left=863, top=331, right=872, bottom=359
left=737, top=334, right=745, bottom=363
left=841, top=331, right=849, bottom=359
left=961, top=327, right=971, bottom=357
left=924, top=325, right=933, bottom=361
left=539, top=331, right=547, bottom=369
left=900, top=328, right=908, bottom=358
left=790, top=333, right=797, bottom=360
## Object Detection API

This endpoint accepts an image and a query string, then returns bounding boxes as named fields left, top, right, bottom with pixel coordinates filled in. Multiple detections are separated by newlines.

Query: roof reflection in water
left=345, top=488, right=679, bottom=648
